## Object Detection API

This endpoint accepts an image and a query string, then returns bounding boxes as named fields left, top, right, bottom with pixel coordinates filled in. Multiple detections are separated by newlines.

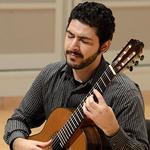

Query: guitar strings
left=51, top=65, right=116, bottom=149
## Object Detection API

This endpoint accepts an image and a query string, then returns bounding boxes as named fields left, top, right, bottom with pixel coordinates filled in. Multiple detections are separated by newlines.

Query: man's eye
left=81, top=39, right=89, bottom=44
left=68, top=34, right=74, bottom=38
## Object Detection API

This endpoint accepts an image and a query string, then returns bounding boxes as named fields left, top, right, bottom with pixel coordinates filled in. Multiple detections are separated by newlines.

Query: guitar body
left=29, top=108, right=102, bottom=150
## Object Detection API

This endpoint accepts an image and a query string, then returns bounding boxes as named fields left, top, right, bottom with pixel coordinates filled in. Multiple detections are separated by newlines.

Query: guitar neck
left=52, top=64, right=116, bottom=148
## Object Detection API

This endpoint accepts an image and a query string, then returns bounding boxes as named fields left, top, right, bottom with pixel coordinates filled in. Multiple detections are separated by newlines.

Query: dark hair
left=67, top=2, right=115, bottom=45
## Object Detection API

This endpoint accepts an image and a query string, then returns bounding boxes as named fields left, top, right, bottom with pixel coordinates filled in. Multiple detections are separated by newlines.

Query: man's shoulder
left=42, top=60, right=66, bottom=72
left=113, top=72, right=140, bottom=91
left=38, top=60, right=67, bottom=79
left=105, top=72, right=143, bottom=105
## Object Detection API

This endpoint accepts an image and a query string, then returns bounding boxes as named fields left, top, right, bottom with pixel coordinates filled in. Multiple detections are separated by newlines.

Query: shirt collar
left=60, top=61, right=73, bottom=80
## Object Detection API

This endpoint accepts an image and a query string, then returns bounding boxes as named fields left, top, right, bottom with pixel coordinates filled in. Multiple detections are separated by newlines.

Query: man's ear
left=100, top=40, right=111, bottom=54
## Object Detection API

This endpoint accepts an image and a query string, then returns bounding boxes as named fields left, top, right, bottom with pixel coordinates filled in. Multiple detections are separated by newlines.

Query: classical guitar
left=29, top=39, right=144, bottom=150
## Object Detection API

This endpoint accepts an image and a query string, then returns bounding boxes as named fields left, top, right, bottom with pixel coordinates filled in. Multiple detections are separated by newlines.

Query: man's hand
left=83, top=89, right=120, bottom=137
left=13, top=138, right=52, bottom=150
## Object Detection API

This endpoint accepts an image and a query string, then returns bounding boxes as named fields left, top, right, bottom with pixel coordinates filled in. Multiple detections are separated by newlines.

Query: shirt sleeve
left=3, top=68, right=46, bottom=145
left=104, top=77, right=150, bottom=149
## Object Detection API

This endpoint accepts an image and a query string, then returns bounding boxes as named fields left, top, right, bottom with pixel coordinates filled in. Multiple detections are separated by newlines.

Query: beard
left=65, top=49, right=100, bottom=69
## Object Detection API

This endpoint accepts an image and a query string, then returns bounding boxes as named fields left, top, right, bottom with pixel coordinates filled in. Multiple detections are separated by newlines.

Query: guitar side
left=28, top=108, right=102, bottom=150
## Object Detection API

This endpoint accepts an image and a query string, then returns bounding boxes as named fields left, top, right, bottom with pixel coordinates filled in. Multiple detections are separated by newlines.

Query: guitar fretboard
left=51, top=64, right=116, bottom=149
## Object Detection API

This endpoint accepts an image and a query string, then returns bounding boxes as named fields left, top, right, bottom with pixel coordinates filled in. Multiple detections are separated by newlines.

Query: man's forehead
left=67, top=20, right=97, bottom=37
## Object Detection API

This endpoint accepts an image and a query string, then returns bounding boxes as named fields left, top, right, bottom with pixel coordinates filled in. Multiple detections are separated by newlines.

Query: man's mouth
left=66, top=51, right=83, bottom=58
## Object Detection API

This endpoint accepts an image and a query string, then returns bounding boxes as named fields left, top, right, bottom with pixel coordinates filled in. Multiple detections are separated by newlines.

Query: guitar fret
left=69, top=117, right=75, bottom=132
left=57, top=130, right=66, bottom=146
left=96, top=82, right=102, bottom=92
left=106, top=67, right=116, bottom=82
left=109, top=65, right=116, bottom=75
left=56, top=109, right=85, bottom=148
left=68, top=119, right=74, bottom=131
left=104, top=71, right=111, bottom=81
left=60, top=129, right=68, bottom=144
left=52, top=136, right=58, bottom=149
left=75, top=109, right=82, bottom=122
left=65, top=123, right=73, bottom=135
left=101, top=77, right=106, bottom=87
left=52, top=135, right=63, bottom=149
left=70, top=117, right=77, bottom=129
left=74, top=111, right=81, bottom=123
left=76, top=106, right=83, bottom=119
left=102, top=72, right=111, bottom=86
left=62, top=127, right=69, bottom=140
left=72, top=114, right=79, bottom=126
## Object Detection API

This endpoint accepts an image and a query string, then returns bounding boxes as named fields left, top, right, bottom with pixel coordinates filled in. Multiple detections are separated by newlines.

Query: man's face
left=64, top=19, right=101, bottom=69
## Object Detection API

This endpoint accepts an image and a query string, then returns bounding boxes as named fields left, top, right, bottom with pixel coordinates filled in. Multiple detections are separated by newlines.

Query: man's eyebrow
left=66, top=30, right=92, bottom=41
left=79, top=35, right=92, bottom=41
left=66, top=30, right=73, bottom=35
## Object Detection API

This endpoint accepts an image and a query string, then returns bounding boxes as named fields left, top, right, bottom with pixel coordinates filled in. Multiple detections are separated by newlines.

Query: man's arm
left=3, top=69, right=46, bottom=147
left=83, top=89, right=150, bottom=149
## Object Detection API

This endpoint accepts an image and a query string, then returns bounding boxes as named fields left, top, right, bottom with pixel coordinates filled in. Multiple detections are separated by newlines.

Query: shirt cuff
left=8, top=131, right=28, bottom=149
left=106, top=127, right=128, bottom=148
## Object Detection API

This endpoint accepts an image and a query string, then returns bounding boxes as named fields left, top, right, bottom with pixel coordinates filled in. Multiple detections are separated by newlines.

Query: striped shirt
left=4, top=58, right=150, bottom=149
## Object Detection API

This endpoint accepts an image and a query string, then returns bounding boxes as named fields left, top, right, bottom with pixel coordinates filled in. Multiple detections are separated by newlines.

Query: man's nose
left=70, top=38, right=80, bottom=50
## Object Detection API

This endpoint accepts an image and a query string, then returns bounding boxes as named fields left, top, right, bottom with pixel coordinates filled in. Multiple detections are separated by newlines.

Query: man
left=4, top=2, right=149, bottom=149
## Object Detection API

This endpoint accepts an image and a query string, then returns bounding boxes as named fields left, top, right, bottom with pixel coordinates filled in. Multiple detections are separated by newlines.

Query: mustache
left=66, top=50, right=84, bottom=58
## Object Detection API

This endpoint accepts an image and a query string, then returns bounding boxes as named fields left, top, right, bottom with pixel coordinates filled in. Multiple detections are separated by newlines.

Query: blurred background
left=0, top=0, right=150, bottom=149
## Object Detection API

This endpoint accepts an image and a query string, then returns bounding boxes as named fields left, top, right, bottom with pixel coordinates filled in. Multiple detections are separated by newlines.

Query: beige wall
left=0, top=0, right=149, bottom=96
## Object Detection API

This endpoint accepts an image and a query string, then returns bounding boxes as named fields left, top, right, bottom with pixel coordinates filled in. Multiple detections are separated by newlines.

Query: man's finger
left=36, top=139, right=52, bottom=148
left=93, top=89, right=106, bottom=105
